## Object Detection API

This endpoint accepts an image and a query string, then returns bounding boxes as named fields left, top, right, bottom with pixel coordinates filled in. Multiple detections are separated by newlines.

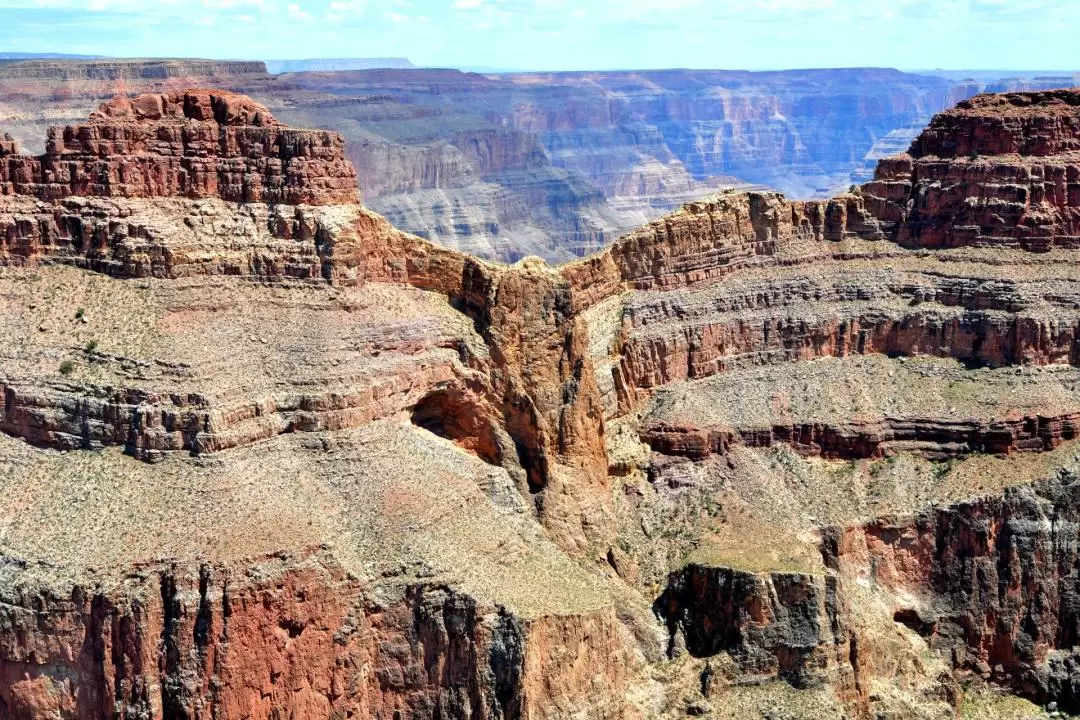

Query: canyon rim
left=1, top=2, right=1080, bottom=716
left=2, top=81, right=1080, bottom=719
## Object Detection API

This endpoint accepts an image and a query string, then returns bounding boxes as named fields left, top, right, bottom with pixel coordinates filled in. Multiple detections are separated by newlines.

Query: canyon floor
left=3, top=82, right=1080, bottom=720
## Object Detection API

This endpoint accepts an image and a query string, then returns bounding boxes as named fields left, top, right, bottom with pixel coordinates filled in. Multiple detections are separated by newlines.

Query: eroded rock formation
left=0, top=90, right=358, bottom=205
left=6, top=87, right=1080, bottom=720
left=858, top=89, right=1080, bottom=250
left=825, top=471, right=1080, bottom=712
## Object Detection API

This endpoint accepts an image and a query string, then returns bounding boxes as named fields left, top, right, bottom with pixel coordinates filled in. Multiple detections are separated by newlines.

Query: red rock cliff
left=858, top=89, right=1080, bottom=250
left=0, top=90, right=359, bottom=205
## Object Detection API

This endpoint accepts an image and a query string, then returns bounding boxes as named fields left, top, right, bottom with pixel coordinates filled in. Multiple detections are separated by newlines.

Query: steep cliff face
left=654, top=565, right=858, bottom=697
left=9, top=86, right=1080, bottom=720
left=0, top=91, right=613, bottom=544
left=0, top=93, right=642, bottom=720
left=567, top=88, right=1080, bottom=717
left=857, top=89, right=1080, bottom=250
left=498, top=69, right=956, bottom=197
left=0, top=551, right=631, bottom=720
left=266, top=68, right=982, bottom=261
left=0, top=90, right=358, bottom=205
left=826, top=472, right=1080, bottom=711
left=7, top=63, right=1074, bottom=263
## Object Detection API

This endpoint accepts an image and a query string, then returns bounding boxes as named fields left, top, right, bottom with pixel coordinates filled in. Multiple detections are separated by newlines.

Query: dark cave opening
left=410, top=388, right=502, bottom=468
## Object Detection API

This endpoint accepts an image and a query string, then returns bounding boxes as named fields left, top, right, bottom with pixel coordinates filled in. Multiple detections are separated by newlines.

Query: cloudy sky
left=0, top=0, right=1075, bottom=71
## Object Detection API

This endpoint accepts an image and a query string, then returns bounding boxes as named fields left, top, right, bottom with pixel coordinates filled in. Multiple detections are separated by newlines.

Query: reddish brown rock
left=824, top=472, right=1080, bottom=711
left=0, top=133, right=17, bottom=156
left=641, top=413, right=1080, bottom=462
left=910, top=90, right=1080, bottom=158
left=0, top=90, right=359, bottom=206
left=0, top=551, right=632, bottom=720
left=11, top=86, right=1080, bottom=720
left=857, top=90, right=1080, bottom=250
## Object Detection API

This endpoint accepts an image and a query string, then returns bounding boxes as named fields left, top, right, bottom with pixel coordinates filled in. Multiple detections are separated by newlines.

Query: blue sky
left=0, top=0, right=1076, bottom=71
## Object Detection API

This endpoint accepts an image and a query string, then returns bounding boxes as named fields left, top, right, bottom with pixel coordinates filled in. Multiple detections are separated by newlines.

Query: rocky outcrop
left=0, top=90, right=358, bottom=205
left=825, top=470, right=1080, bottom=712
left=0, top=551, right=631, bottom=720
left=642, top=413, right=1080, bottom=461
left=858, top=90, right=1080, bottom=250
left=268, top=67, right=973, bottom=261
left=0, top=93, right=613, bottom=558
left=10, top=64, right=1069, bottom=263
left=0, top=354, right=467, bottom=462
left=10, top=86, right=1080, bottom=720
left=556, top=109, right=1080, bottom=409
left=909, top=90, right=1080, bottom=158
left=654, top=565, right=859, bottom=696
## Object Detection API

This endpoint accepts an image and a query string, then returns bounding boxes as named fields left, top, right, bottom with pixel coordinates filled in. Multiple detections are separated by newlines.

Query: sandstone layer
left=10, top=61, right=1066, bottom=263
left=5, top=88, right=1080, bottom=720
left=0, top=92, right=641, bottom=720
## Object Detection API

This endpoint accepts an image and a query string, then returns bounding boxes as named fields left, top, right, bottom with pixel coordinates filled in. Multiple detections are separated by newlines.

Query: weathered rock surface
left=654, top=565, right=857, bottom=695
left=10, top=62, right=1049, bottom=262
left=9, top=87, right=1080, bottom=720
left=0, top=90, right=359, bottom=205
left=0, top=95, right=639, bottom=720
left=857, top=89, right=1080, bottom=250
left=640, top=357, right=1080, bottom=461
left=271, top=68, right=960, bottom=261
left=575, top=88, right=1080, bottom=717
left=826, top=470, right=1080, bottom=712
left=0, top=425, right=636, bottom=720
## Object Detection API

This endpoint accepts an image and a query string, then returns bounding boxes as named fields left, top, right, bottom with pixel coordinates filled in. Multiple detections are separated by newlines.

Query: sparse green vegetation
left=74, top=307, right=85, bottom=320
left=85, top=339, right=99, bottom=352
left=58, top=360, right=75, bottom=376
left=932, top=458, right=957, bottom=482
left=869, top=453, right=899, bottom=478
left=957, top=684, right=1044, bottom=719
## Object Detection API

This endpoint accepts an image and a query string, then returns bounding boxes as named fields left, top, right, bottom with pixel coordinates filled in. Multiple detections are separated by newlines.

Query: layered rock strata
left=7, top=88, right=1080, bottom=719
left=576, top=89, right=1080, bottom=716
left=640, top=357, right=1080, bottom=461
left=0, top=92, right=632, bottom=720
left=0, top=90, right=358, bottom=205
left=826, top=471, right=1080, bottom=712
left=857, top=89, right=1080, bottom=250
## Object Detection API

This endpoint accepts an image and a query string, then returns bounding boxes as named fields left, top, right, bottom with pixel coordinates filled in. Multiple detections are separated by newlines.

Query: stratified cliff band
left=3, top=88, right=1080, bottom=719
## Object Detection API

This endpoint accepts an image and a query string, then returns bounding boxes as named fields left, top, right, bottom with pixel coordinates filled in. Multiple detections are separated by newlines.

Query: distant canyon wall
left=1, top=61, right=1077, bottom=262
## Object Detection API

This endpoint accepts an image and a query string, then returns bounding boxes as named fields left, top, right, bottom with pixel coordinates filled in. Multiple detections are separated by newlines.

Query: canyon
left=4, top=83, right=1080, bottom=720
left=2, top=59, right=1077, bottom=263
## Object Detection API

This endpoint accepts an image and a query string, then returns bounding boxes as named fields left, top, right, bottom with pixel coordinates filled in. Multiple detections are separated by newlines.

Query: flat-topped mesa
left=0, top=90, right=360, bottom=205
left=858, top=89, right=1080, bottom=250
left=0, top=59, right=268, bottom=81
left=909, top=89, right=1080, bottom=158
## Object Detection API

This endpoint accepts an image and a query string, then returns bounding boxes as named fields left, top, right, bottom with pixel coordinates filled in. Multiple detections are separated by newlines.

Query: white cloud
left=0, top=0, right=1074, bottom=69
left=286, top=2, right=312, bottom=20
left=327, top=0, right=365, bottom=13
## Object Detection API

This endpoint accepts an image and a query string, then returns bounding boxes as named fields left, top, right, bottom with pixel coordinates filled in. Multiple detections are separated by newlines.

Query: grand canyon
left=2, top=18, right=1080, bottom=716
left=2, top=59, right=1077, bottom=262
